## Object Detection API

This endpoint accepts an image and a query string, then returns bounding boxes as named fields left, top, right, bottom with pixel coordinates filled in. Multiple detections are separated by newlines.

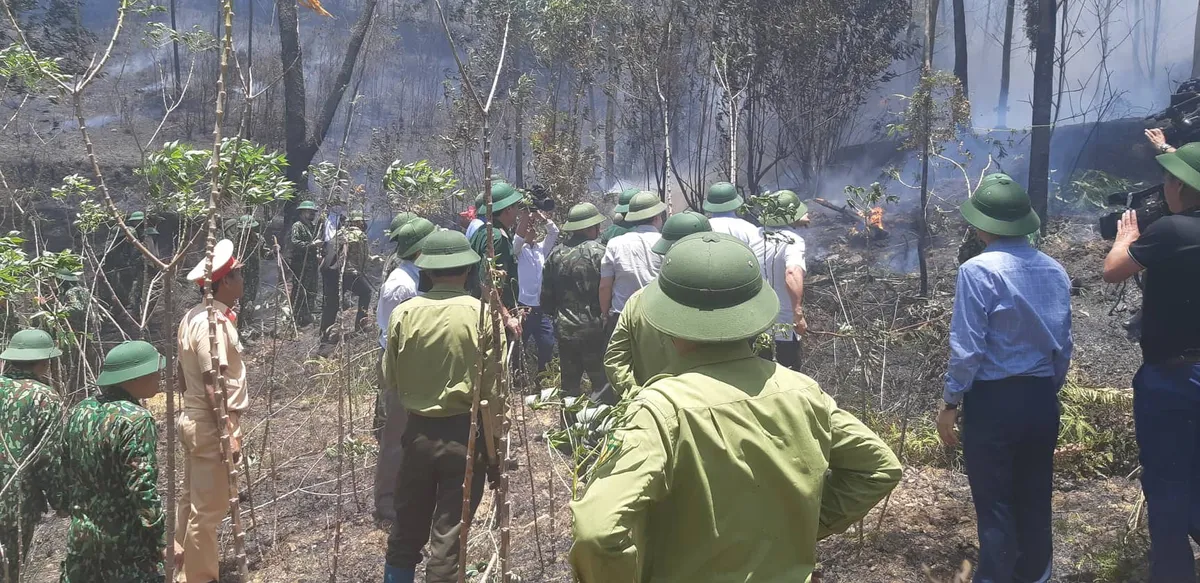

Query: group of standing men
left=369, top=178, right=903, bottom=583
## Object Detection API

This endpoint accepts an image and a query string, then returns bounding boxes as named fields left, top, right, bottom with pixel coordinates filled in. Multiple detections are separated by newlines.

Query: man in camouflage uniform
left=321, top=210, right=373, bottom=342
left=0, top=329, right=66, bottom=583
left=59, top=340, right=169, bottom=582
left=541, top=203, right=609, bottom=404
left=289, top=201, right=322, bottom=327
left=226, top=214, right=266, bottom=325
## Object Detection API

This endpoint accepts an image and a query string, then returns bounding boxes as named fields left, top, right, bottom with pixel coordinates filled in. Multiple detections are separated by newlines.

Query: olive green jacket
left=383, top=285, right=501, bottom=418
left=603, top=288, right=675, bottom=396
left=571, top=342, right=902, bottom=582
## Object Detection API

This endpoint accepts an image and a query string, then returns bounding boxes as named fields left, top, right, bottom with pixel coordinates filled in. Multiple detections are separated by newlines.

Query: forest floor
left=16, top=211, right=1162, bottom=583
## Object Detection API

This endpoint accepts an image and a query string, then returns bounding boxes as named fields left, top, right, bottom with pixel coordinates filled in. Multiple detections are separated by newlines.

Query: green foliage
left=142, top=23, right=217, bottom=51
left=0, top=43, right=69, bottom=89
left=50, top=175, right=108, bottom=233
left=0, top=233, right=83, bottom=331
left=1057, top=169, right=1136, bottom=210
left=529, top=110, right=599, bottom=211
left=1056, top=383, right=1138, bottom=479
left=138, top=139, right=294, bottom=220
left=887, top=70, right=971, bottom=154
left=844, top=182, right=898, bottom=212
left=382, top=160, right=464, bottom=216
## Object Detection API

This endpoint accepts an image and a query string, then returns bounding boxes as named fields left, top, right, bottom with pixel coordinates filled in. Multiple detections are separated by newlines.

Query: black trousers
left=756, top=338, right=802, bottom=371
left=559, top=332, right=613, bottom=405
left=386, top=414, right=488, bottom=583
left=320, top=270, right=371, bottom=339
left=962, top=376, right=1059, bottom=583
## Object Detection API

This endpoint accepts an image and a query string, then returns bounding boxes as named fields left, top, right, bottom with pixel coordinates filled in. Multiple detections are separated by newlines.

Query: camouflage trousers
left=239, top=259, right=261, bottom=323
left=288, top=257, right=318, bottom=326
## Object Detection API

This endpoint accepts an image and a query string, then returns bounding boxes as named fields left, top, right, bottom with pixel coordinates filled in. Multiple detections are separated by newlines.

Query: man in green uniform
left=600, top=188, right=638, bottom=244
left=59, top=340, right=169, bottom=582
left=468, top=181, right=526, bottom=337
left=289, top=201, right=322, bottom=327
left=320, top=210, right=373, bottom=342
left=382, top=229, right=501, bottom=583
left=0, top=329, right=66, bottom=583
left=542, top=203, right=608, bottom=403
left=604, top=211, right=710, bottom=396
left=226, top=214, right=265, bottom=325
left=572, top=233, right=902, bottom=582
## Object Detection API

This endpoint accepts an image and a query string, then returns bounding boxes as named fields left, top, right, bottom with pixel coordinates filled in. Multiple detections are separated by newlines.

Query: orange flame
left=299, top=0, right=333, bottom=17
left=867, top=207, right=884, bottom=230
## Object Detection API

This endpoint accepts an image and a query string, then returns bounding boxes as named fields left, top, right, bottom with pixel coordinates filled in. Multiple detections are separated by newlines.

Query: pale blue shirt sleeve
left=1053, top=303, right=1074, bottom=389
left=944, top=264, right=990, bottom=405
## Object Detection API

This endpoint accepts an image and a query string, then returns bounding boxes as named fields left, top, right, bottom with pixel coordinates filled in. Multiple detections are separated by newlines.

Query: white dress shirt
left=376, top=260, right=422, bottom=348
left=466, top=218, right=484, bottom=240
left=514, top=222, right=559, bottom=307
left=600, top=225, right=663, bottom=314
left=752, top=227, right=807, bottom=340
left=709, top=212, right=761, bottom=247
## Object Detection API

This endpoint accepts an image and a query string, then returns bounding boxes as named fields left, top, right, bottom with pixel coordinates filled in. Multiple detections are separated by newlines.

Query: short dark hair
left=9, top=359, right=47, bottom=371
left=427, top=265, right=472, bottom=278
left=626, top=213, right=662, bottom=228
left=211, top=278, right=222, bottom=294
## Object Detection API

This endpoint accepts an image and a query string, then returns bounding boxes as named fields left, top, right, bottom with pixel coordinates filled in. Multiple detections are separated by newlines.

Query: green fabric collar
left=424, top=284, right=471, bottom=299
left=671, top=341, right=757, bottom=371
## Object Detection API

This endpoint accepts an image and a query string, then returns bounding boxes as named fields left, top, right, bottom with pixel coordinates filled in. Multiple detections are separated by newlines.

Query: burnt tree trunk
left=997, top=0, right=1015, bottom=127
left=952, top=0, right=969, bottom=94
left=1028, top=0, right=1057, bottom=228
left=1193, top=0, right=1200, bottom=78
left=277, top=0, right=379, bottom=222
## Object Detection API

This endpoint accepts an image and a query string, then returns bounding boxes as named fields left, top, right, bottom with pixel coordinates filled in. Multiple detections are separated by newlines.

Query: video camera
left=527, top=184, right=556, bottom=212
left=1145, top=78, right=1200, bottom=145
left=1098, top=183, right=1170, bottom=240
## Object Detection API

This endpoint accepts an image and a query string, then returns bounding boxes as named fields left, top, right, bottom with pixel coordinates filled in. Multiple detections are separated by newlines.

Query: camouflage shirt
left=541, top=235, right=606, bottom=341
left=59, top=388, right=163, bottom=582
left=324, top=227, right=369, bottom=276
left=290, top=219, right=321, bottom=264
left=0, top=370, right=65, bottom=554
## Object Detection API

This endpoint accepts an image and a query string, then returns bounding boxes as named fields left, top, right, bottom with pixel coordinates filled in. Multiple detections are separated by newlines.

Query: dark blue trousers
left=1134, top=362, right=1200, bottom=583
left=962, top=376, right=1059, bottom=583
left=520, top=305, right=555, bottom=373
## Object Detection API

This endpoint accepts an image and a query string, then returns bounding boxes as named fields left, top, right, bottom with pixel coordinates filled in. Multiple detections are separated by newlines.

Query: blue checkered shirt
left=944, top=238, right=1073, bottom=405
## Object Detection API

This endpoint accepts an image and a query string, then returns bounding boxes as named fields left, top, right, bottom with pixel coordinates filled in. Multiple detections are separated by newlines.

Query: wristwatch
left=943, top=402, right=958, bottom=411
left=1159, top=143, right=1173, bottom=153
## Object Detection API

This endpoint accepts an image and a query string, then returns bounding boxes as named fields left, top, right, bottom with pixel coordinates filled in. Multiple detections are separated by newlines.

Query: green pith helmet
left=348, top=210, right=366, bottom=223
left=145, top=226, right=160, bottom=236
left=234, top=215, right=260, bottom=229
left=95, top=340, right=165, bottom=387
left=562, top=203, right=607, bottom=232
left=613, top=188, right=640, bottom=214
left=388, top=212, right=420, bottom=241
left=394, top=218, right=436, bottom=259
left=652, top=211, right=712, bottom=254
left=128, top=211, right=146, bottom=223
left=642, top=232, right=776, bottom=342
left=0, top=329, right=62, bottom=362
left=478, top=182, right=524, bottom=213
left=297, top=200, right=318, bottom=211
left=960, top=174, right=1041, bottom=237
left=761, top=190, right=809, bottom=228
left=623, top=191, right=668, bottom=223
left=55, top=268, right=81, bottom=282
left=1158, top=142, right=1200, bottom=192
left=413, top=229, right=481, bottom=271
left=703, top=182, right=745, bottom=213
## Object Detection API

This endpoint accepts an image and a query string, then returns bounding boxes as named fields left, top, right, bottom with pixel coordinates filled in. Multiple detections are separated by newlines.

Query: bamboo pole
left=202, top=0, right=249, bottom=578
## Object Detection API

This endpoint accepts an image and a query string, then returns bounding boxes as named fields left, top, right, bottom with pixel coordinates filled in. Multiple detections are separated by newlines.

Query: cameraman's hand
left=1116, top=209, right=1141, bottom=247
